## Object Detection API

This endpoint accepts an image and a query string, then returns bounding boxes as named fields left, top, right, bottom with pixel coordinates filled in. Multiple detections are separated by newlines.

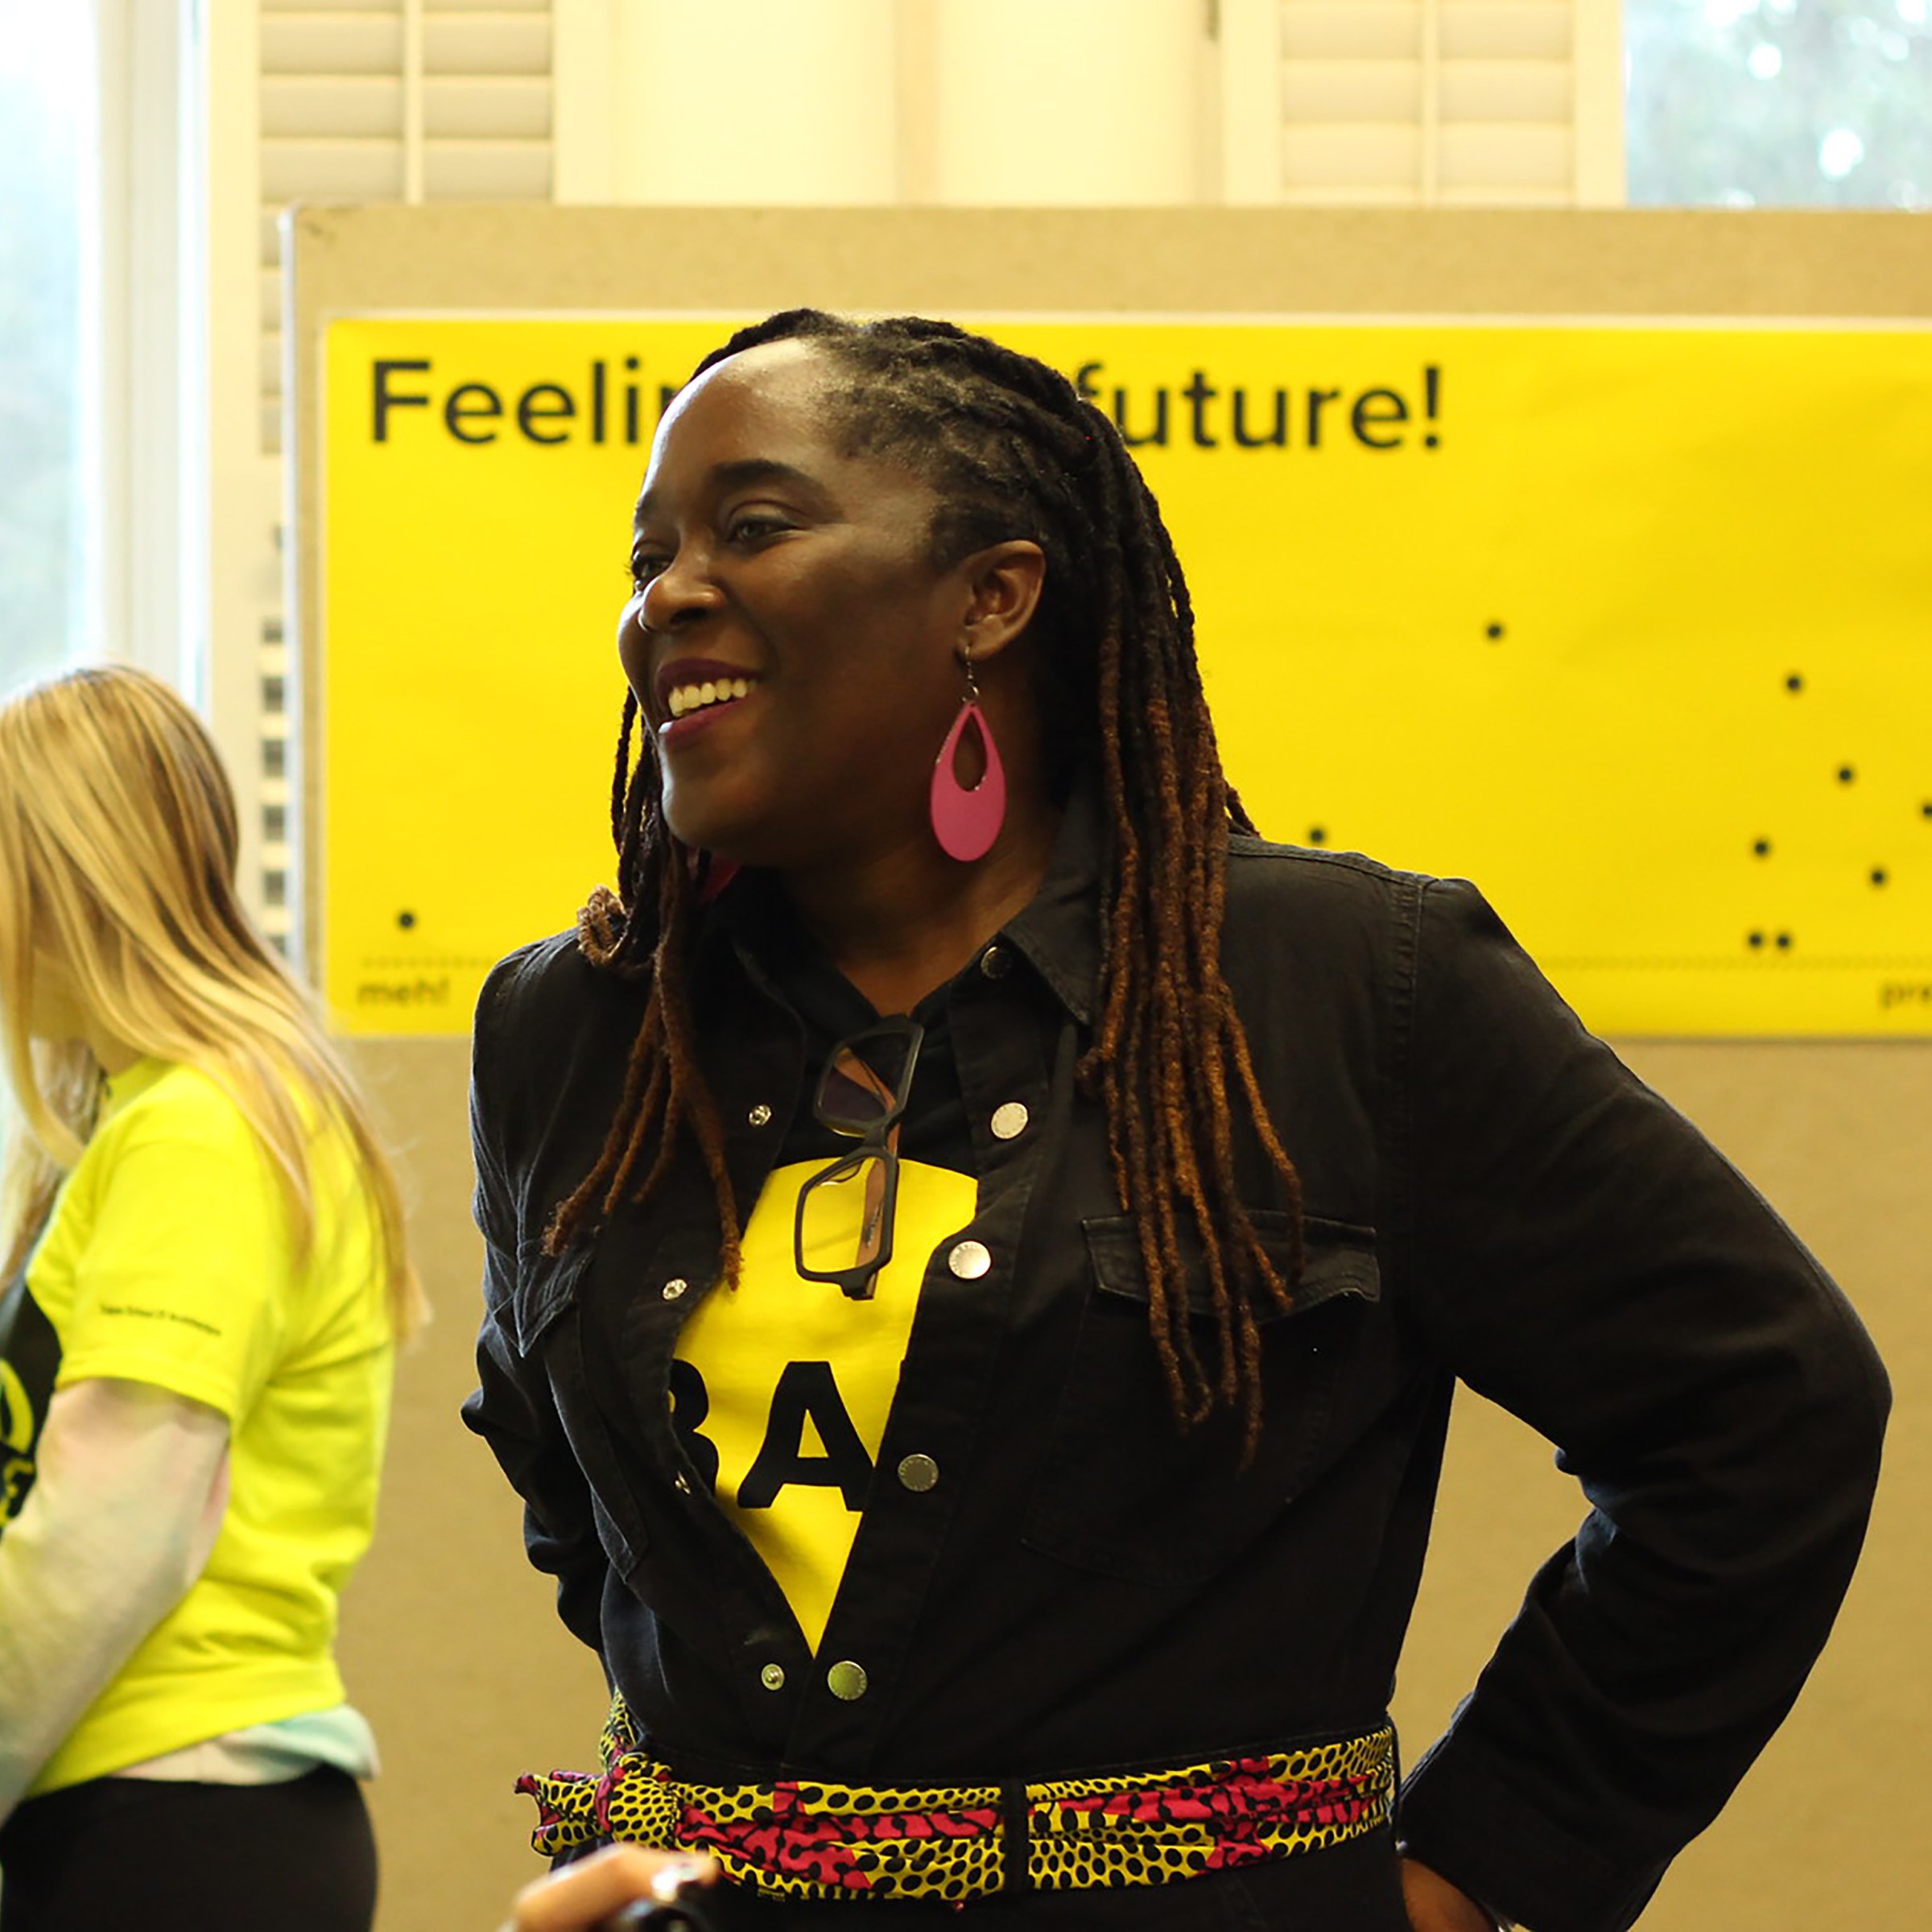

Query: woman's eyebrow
left=712, top=457, right=824, bottom=495
left=636, top=458, right=832, bottom=524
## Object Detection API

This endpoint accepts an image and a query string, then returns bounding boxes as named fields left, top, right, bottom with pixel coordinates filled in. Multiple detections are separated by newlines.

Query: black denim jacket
left=464, top=810, right=1887, bottom=1932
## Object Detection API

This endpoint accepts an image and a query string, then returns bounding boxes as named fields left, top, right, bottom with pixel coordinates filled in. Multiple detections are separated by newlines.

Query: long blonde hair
left=0, top=665, right=424, bottom=1335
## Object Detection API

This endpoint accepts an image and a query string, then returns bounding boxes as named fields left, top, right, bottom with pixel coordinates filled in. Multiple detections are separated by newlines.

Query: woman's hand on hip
left=1401, top=1854, right=1508, bottom=1932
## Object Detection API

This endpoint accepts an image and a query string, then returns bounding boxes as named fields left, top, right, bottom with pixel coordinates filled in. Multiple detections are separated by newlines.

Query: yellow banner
left=320, top=316, right=1932, bottom=1036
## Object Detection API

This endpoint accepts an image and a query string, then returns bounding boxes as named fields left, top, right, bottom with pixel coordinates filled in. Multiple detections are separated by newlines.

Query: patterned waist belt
left=516, top=1697, right=1395, bottom=1904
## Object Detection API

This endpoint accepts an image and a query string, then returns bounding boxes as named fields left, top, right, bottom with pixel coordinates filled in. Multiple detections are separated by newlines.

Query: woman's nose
left=638, top=547, right=721, bottom=631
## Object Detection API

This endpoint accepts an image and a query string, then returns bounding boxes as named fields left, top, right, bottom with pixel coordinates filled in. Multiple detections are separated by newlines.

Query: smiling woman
left=461, top=311, right=1887, bottom=1932
left=615, top=339, right=1053, bottom=921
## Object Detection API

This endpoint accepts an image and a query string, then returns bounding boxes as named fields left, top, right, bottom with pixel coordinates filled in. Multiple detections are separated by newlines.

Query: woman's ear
left=957, top=540, right=1046, bottom=663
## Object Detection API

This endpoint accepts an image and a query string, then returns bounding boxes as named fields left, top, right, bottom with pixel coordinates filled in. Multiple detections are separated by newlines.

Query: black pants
left=0, top=1766, right=377, bottom=1932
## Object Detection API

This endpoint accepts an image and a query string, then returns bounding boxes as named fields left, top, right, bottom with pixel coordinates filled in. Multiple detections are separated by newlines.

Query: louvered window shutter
left=1226, top=0, right=1621, bottom=205
left=258, top=0, right=554, bottom=455
left=242, top=1, right=553, bottom=949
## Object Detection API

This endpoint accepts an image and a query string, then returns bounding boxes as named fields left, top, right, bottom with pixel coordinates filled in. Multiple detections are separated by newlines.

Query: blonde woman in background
left=0, top=666, right=423, bottom=1932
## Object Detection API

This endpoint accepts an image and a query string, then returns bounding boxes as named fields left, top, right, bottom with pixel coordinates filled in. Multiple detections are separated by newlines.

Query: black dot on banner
left=1752, top=839, right=1772, bottom=857
left=1785, top=674, right=1804, bottom=693
left=1838, top=766, right=1856, bottom=785
left=1484, top=622, right=1505, bottom=642
left=1424, top=434, right=1440, bottom=448
left=1308, top=826, right=1327, bottom=845
left=1748, top=931, right=1765, bottom=949
left=1775, top=932, right=1794, bottom=950
left=397, top=910, right=416, bottom=931
left=1872, top=868, right=1889, bottom=886
left=1922, top=802, right=1932, bottom=819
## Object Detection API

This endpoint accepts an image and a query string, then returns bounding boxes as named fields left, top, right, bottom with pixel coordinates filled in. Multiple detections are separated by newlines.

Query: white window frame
left=87, top=0, right=278, bottom=931
left=89, top=0, right=198, bottom=694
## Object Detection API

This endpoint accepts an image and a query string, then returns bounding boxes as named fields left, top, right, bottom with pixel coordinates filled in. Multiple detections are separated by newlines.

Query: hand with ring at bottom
left=499, top=1845, right=720, bottom=1932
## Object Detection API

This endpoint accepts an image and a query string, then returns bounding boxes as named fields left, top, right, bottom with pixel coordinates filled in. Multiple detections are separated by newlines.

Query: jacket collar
left=999, top=778, right=1104, bottom=1030
left=696, top=774, right=1108, bottom=1030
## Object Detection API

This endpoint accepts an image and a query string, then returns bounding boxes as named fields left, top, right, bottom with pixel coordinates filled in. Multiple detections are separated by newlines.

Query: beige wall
left=336, top=1040, right=607, bottom=1930
left=299, top=208, right=1931, bottom=1931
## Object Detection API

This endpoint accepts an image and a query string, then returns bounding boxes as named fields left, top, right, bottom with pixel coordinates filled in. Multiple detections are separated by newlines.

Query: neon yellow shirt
left=21, top=1057, right=394, bottom=1794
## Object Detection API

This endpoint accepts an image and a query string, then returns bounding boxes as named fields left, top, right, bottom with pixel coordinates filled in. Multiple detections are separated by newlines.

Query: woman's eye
left=630, top=553, right=669, bottom=587
left=727, top=513, right=791, bottom=544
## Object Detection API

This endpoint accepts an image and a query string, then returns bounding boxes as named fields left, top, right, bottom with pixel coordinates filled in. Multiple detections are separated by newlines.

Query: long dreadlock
left=545, top=310, right=1305, bottom=1451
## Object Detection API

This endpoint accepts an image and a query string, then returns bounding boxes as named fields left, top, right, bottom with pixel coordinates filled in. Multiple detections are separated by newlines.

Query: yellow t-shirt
left=20, top=1057, right=394, bottom=1794
left=672, top=1157, right=976, bottom=1651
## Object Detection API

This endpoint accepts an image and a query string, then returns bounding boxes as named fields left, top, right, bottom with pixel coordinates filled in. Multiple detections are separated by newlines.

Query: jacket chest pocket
left=515, top=1241, right=657, bottom=1580
left=1020, top=1212, right=1380, bottom=1585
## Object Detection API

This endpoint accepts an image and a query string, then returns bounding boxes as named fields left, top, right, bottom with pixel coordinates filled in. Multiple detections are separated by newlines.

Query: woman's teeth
left=667, top=677, right=752, bottom=719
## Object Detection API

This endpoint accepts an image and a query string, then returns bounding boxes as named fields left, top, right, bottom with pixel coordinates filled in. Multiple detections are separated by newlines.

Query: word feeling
left=372, top=358, right=678, bottom=446
left=367, top=357, right=1447, bottom=453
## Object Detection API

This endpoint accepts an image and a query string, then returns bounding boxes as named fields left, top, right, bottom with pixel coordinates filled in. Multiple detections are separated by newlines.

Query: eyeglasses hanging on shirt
left=792, top=1018, right=926, bottom=1300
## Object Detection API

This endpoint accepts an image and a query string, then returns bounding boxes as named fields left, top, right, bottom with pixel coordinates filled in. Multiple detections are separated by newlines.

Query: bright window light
left=0, top=0, right=93, bottom=691
left=1629, top=0, right=1932, bottom=205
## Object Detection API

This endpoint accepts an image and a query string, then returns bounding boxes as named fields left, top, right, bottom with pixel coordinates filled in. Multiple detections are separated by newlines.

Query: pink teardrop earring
left=928, top=649, right=1007, bottom=863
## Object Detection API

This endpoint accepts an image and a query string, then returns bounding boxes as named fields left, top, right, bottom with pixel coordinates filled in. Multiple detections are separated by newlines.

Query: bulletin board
left=291, top=208, right=1932, bottom=1037
left=284, top=208, right=1932, bottom=1932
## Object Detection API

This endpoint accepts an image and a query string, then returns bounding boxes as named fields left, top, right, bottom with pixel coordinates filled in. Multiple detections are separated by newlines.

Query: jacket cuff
left=1397, top=1737, right=1666, bottom=1932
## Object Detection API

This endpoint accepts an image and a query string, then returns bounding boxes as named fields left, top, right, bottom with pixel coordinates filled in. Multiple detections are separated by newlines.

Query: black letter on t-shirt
left=667, top=1359, right=720, bottom=1494
left=738, top=1361, right=872, bottom=1511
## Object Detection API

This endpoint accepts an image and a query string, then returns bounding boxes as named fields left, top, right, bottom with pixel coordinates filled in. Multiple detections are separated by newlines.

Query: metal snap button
left=674, top=1472, right=691, bottom=1495
left=661, top=1278, right=688, bottom=1301
left=748, top=1103, right=773, bottom=1127
left=759, top=1663, right=786, bottom=1691
left=978, top=944, right=1011, bottom=980
left=826, top=1660, right=869, bottom=1701
left=989, top=1102, right=1029, bottom=1141
left=947, top=1240, right=992, bottom=1280
left=897, top=1453, right=939, bottom=1492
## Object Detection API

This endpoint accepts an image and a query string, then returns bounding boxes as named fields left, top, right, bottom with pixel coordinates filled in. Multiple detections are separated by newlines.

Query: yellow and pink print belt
left=517, top=1698, right=1395, bottom=1904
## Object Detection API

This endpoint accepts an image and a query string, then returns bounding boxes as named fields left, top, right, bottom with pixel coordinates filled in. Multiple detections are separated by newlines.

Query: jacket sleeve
left=1392, top=878, right=1889, bottom=1932
left=460, top=963, right=613, bottom=1657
